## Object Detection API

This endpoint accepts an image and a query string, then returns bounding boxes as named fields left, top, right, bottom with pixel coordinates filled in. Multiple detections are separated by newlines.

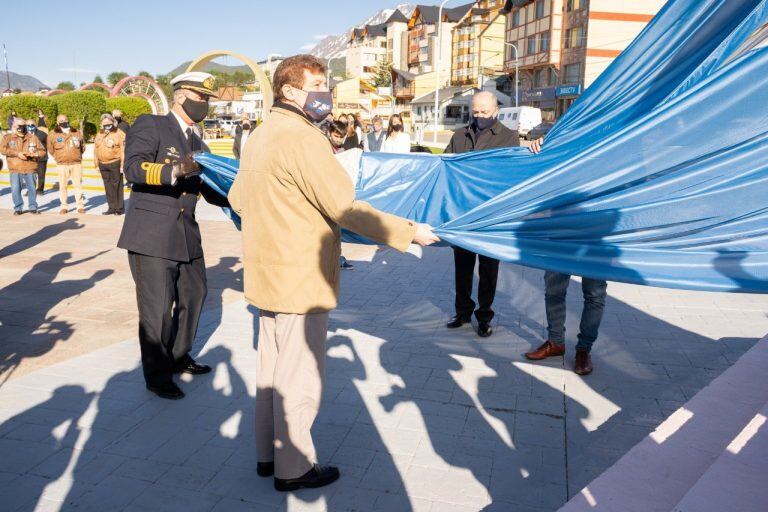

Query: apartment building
left=503, top=0, right=664, bottom=118
left=347, top=24, right=388, bottom=81
left=407, top=3, right=475, bottom=76
left=450, top=0, right=508, bottom=87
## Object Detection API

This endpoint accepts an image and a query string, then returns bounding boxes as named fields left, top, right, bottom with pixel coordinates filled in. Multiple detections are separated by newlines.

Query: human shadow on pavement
left=0, top=218, right=83, bottom=259
left=0, top=251, right=112, bottom=384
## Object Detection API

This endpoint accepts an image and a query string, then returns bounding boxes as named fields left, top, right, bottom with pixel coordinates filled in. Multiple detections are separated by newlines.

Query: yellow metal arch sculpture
left=186, top=50, right=274, bottom=119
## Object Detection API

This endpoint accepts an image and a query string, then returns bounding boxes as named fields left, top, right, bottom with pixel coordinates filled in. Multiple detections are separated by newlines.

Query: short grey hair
left=100, top=113, right=115, bottom=124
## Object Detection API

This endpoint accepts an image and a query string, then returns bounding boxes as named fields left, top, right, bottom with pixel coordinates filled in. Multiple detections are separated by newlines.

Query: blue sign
left=556, top=84, right=583, bottom=97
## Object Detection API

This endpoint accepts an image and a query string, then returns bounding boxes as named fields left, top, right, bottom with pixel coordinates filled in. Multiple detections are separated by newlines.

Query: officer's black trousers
left=99, top=161, right=125, bottom=213
left=35, top=160, right=47, bottom=193
left=453, top=246, right=500, bottom=323
left=128, top=252, right=207, bottom=386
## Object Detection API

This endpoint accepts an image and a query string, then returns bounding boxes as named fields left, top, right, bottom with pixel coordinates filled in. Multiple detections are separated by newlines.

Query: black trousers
left=99, top=161, right=125, bottom=213
left=128, top=252, right=207, bottom=386
left=36, top=160, right=47, bottom=193
left=453, top=246, right=500, bottom=323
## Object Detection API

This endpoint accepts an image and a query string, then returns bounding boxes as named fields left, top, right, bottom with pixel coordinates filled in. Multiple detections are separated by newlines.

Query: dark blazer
left=232, top=122, right=256, bottom=159
left=444, top=119, right=519, bottom=154
left=34, top=129, right=48, bottom=161
left=117, top=120, right=131, bottom=135
left=117, top=112, right=229, bottom=262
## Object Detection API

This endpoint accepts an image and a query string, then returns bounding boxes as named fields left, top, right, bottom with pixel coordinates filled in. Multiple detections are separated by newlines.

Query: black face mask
left=181, top=97, right=209, bottom=123
left=473, top=115, right=496, bottom=131
left=242, top=123, right=251, bottom=130
left=114, top=116, right=122, bottom=123
left=59, top=122, right=70, bottom=129
left=16, top=126, right=25, bottom=134
left=391, top=124, right=403, bottom=132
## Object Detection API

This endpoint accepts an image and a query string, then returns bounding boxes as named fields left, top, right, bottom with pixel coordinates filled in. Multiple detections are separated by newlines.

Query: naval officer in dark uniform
left=118, top=71, right=230, bottom=400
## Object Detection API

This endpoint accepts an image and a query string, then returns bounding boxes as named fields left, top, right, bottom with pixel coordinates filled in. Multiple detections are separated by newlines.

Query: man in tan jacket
left=93, top=113, right=126, bottom=215
left=229, top=54, right=439, bottom=492
left=0, top=118, right=46, bottom=214
left=47, top=114, right=85, bottom=214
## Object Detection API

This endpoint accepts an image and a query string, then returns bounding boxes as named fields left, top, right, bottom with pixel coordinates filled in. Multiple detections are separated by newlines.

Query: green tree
left=137, top=70, right=153, bottom=78
left=107, top=71, right=129, bottom=86
left=51, top=91, right=107, bottom=140
left=0, top=96, right=57, bottom=129
left=93, top=74, right=105, bottom=84
left=56, top=81, right=75, bottom=91
left=154, top=73, right=174, bottom=100
left=106, top=97, right=152, bottom=124
left=371, top=60, right=393, bottom=88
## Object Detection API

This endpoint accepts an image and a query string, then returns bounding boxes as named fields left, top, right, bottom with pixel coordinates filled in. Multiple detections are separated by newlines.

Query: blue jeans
left=10, top=173, right=38, bottom=212
left=544, top=271, right=607, bottom=352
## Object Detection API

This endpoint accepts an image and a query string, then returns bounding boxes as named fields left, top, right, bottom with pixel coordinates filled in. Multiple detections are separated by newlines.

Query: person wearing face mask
left=363, top=116, right=385, bottom=152
left=26, top=118, right=49, bottom=194
left=47, top=114, right=86, bottom=214
left=444, top=91, right=519, bottom=338
left=117, top=72, right=231, bottom=401
left=0, top=119, right=45, bottom=214
left=94, top=113, right=126, bottom=215
left=228, top=54, right=439, bottom=492
left=380, top=113, right=411, bottom=153
left=232, top=112, right=256, bottom=159
left=112, top=109, right=130, bottom=134
left=326, top=120, right=348, bottom=154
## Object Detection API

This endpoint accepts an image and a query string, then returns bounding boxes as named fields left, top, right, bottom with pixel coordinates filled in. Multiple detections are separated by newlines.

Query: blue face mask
left=26, top=125, right=36, bottom=133
left=302, top=90, right=334, bottom=122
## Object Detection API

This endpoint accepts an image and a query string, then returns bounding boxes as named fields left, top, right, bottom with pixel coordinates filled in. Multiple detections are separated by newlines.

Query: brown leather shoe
left=525, top=340, right=565, bottom=360
left=574, top=348, right=593, bottom=375
left=59, top=208, right=67, bottom=215
left=77, top=208, right=85, bottom=214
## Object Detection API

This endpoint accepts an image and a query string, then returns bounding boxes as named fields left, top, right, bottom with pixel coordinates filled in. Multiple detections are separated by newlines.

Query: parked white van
left=498, top=107, right=542, bottom=138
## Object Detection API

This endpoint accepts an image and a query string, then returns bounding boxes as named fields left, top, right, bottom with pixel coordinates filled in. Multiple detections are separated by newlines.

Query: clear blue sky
left=2, top=0, right=405, bottom=88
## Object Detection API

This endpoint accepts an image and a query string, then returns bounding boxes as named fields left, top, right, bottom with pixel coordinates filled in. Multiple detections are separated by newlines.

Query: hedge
left=50, top=91, right=107, bottom=140
left=0, top=96, right=58, bottom=130
left=105, top=96, right=153, bottom=125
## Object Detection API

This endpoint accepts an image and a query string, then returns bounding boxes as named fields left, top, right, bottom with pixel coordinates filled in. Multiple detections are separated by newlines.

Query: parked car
left=498, top=107, right=542, bottom=138
left=202, top=119, right=222, bottom=140
left=526, top=122, right=555, bottom=141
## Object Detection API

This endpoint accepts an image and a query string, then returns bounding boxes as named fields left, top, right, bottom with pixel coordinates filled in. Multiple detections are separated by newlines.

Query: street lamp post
left=503, top=42, right=519, bottom=107
left=433, top=0, right=452, bottom=144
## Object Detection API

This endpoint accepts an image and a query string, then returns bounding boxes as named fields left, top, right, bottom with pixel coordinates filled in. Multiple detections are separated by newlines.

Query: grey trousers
left=255, top=310, right=329, bottom=479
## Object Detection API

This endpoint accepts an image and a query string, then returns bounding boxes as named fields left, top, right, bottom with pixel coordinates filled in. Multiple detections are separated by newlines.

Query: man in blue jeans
left=0, top=119, right=45, bottom=215
left=523, top=138, right=608, bottom=375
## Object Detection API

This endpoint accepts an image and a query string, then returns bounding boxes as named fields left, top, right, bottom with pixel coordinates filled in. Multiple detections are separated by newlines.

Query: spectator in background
left=93, top=113, right=126, bottom=215
left=380, top=113, right=410, bottom=153
left=326, top=120, right=348, bottom=154
left=353, top=112, right=364, bottom=141
left=233, top=113, right=256, bottom=160
left=112, top=109, right=130, bottom=134
left=8, top=110, right=16, bottom=132
left=341, top=114, right=360, bottom=151
left=27, top=118, right=49, bottom=194
left=47, top=114, right=86, bottom=214
left=0, top=118, right=45, bottom=215
left=36, top=109, right=48, bottom=131
left=364, top=116, right=385, bottom=152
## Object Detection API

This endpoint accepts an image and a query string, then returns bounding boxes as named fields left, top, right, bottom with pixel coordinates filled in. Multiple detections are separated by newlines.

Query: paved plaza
left=1, top=197, right=768, bottom=511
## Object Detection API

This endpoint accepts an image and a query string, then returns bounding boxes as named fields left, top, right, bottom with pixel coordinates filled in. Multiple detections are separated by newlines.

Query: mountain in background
left=167, top=60, right=253, bottom=77
left=310, top=3, right=416, bottom=60
left=1, top=71, right=49, bottom=92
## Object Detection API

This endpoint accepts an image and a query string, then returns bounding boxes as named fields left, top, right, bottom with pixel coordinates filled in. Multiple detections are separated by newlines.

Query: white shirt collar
left=171, top=110, right=195, bottom=136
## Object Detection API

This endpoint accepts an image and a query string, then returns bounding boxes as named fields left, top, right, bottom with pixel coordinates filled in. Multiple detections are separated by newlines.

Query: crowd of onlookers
left=0, top=109, right=130, bottom=216
left=322, top=112, right=414, bottom=154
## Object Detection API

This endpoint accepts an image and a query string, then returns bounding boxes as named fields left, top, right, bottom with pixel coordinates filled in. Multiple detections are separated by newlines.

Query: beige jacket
left=94, top=129, right=125, bottom=166
left=229, top=106, right=417, bottom=314
left=0, top=132, right=46, bottom=173
left=46, top=128, right=84, bottom=164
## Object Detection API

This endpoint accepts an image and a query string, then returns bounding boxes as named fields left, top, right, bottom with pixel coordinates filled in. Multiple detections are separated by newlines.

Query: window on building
left=536, top=0, right=545, bottom=19
left=528, top=36, right=536, bottom=55
left=564, top=27, right=586, bottom=49
left=540, top=32, right=550, bottom=52
left=512, top=10, right=520, bottom=27
left=564, top=62, right=582, bottom=83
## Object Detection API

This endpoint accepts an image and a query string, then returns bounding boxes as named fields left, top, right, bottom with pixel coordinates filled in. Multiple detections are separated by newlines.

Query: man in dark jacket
left=232, top=113, right=256, bottom=159
left=117, top=71, right=230, bottom=400
left=445, top=91, right=519, bottom=337
left=27, top=118, right=48, bottom=193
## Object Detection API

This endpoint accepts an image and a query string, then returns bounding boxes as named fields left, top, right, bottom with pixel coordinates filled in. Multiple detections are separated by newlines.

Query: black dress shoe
left=257, top=461, right=274, bottom=477
left=29, top=210, right=41, bottom=215
left=447, top=315, right=471, bottom=329
left=274, top=464, right=340, bottom=492
left=102, top=210, right=115, bottom=215
left=146, top=382, right=185, bottom=400
left=477, top=321, right=493, bottom=338
left=13, top=211, right=22, bottom=216
left=174, top=358, right=212, bottom=375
